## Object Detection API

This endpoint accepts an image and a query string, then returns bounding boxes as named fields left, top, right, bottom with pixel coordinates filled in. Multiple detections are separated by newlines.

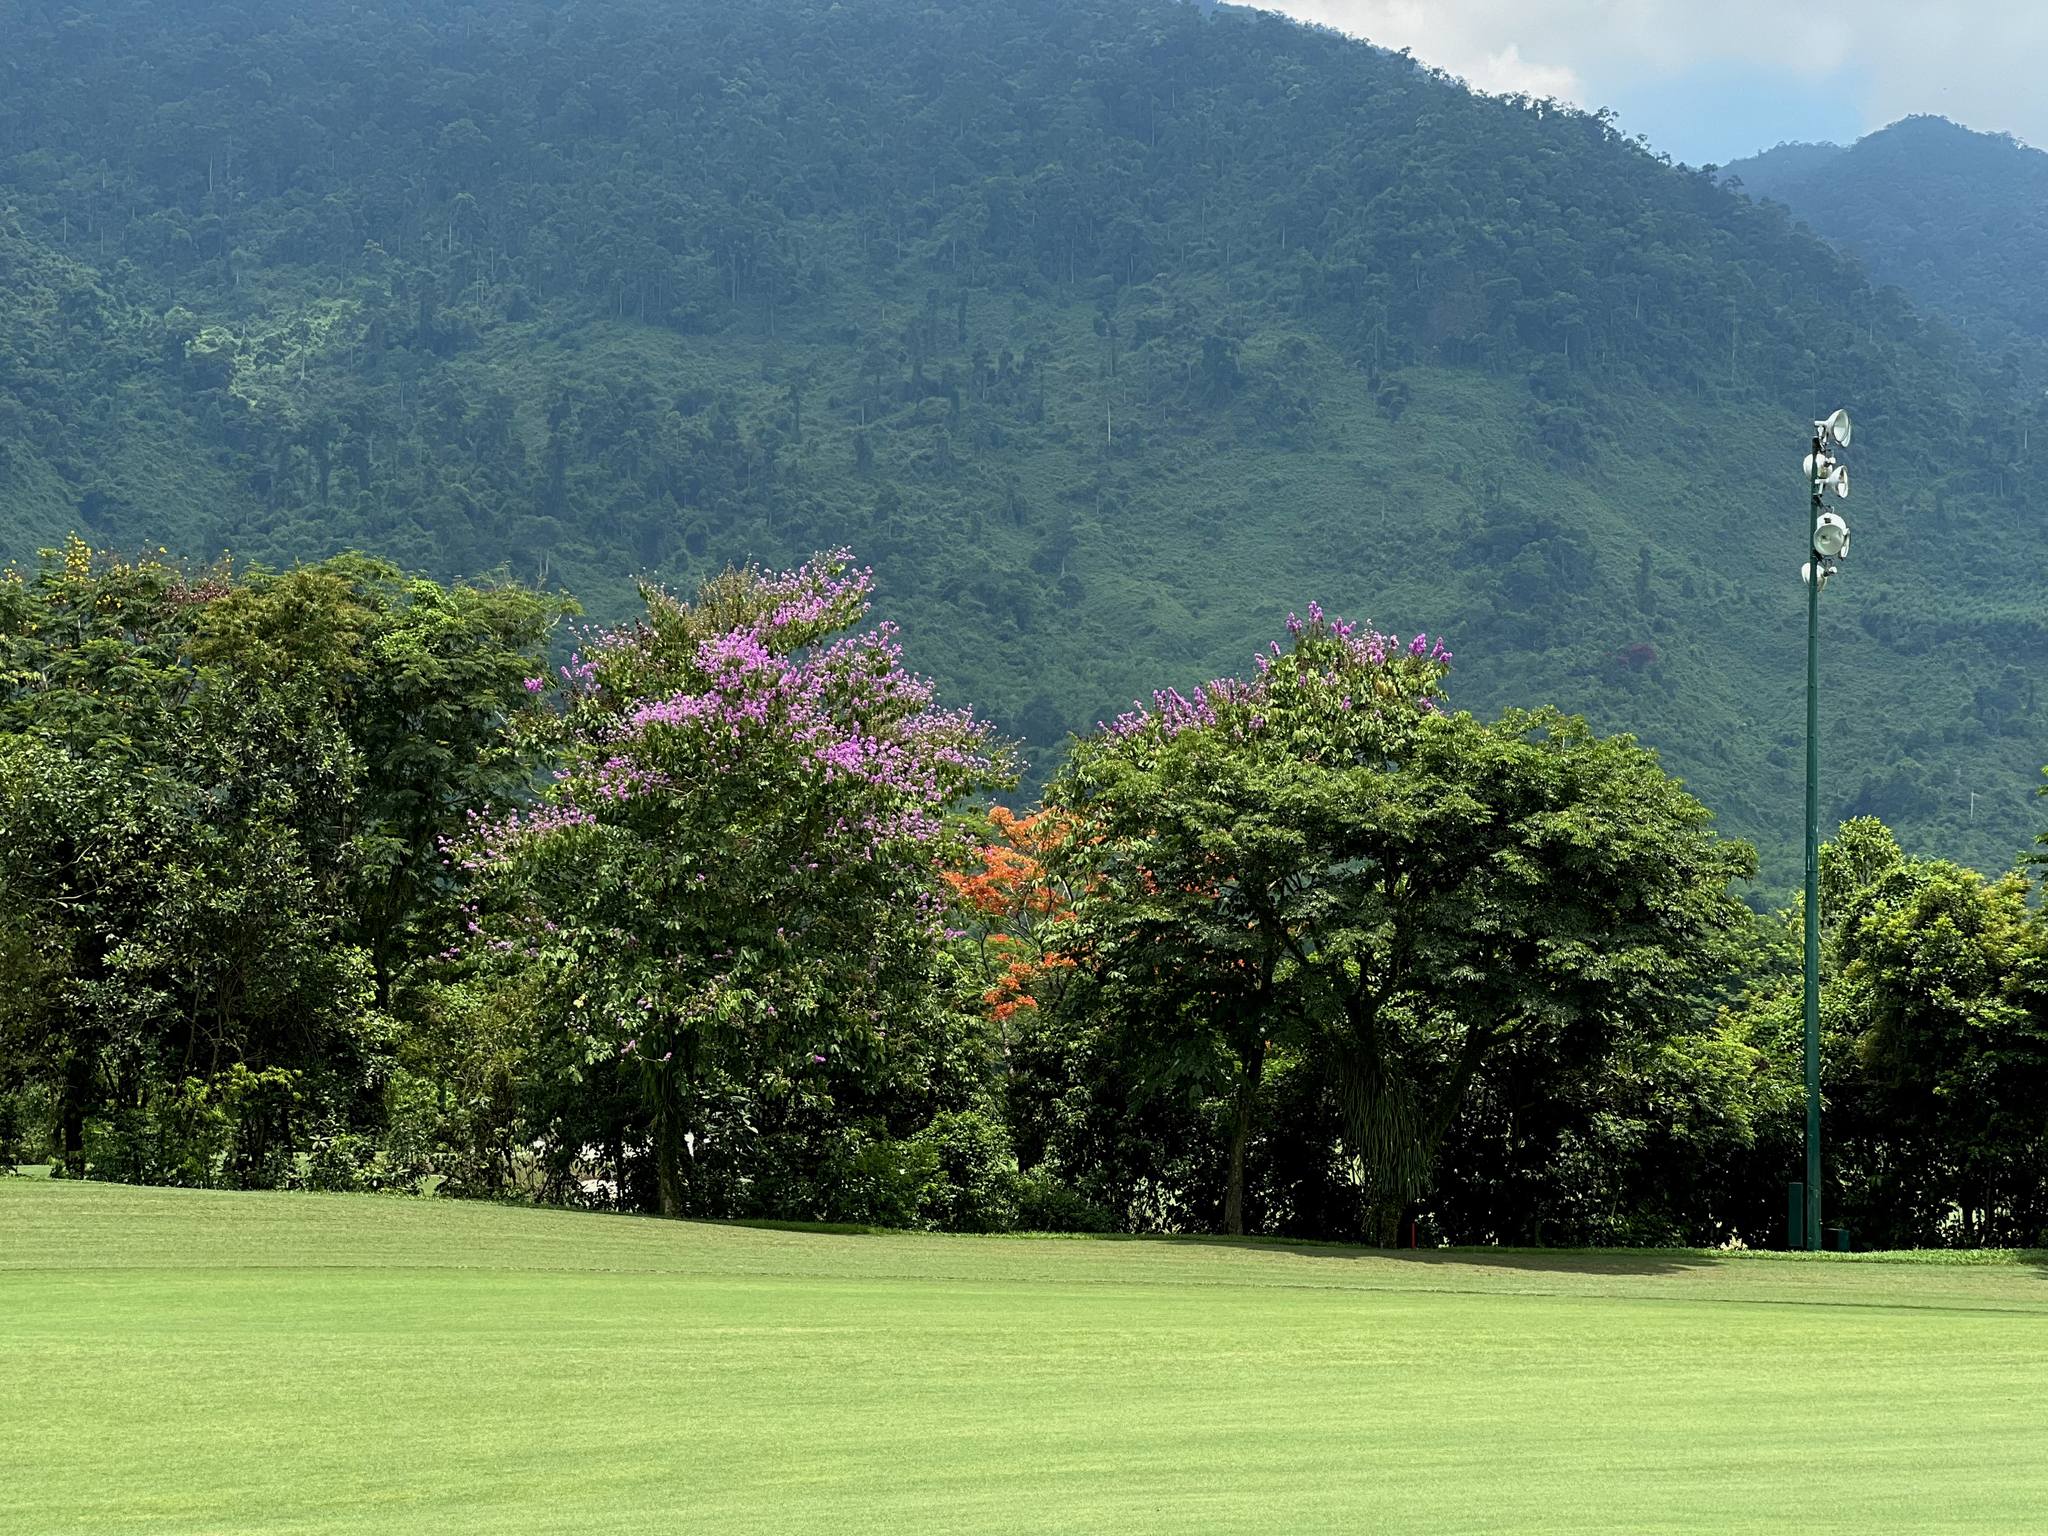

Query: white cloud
left=1462, top=42, right=1579, bottom=101
left=1275, top=1, right=1588, bottom=102
left=1256, top=0, right=2048, bottom=150
left=1851, top=7, right=2048, bottom=148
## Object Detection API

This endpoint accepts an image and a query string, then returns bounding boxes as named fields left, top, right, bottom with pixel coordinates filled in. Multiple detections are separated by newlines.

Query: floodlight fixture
left=1813, top=511, right=1849, bottom=559
left=1820, top=408, right=1852, bottom=447
left=1803, top=456, right=1848, bottom=498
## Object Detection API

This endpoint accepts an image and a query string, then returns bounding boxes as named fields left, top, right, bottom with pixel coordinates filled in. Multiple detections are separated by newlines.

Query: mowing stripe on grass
left=4, top=1178, right=2045, bottom=1534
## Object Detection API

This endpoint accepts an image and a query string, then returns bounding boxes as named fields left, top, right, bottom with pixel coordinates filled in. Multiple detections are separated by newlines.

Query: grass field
left=4, top=1176, right=2046, bottom=1533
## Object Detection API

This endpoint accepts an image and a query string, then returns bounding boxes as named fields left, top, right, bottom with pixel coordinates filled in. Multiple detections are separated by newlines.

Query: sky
left=1256, top=1, right=2046, bottom=166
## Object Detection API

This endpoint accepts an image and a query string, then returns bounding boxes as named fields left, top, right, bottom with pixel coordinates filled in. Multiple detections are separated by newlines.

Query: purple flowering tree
left=463, top=552, right=1009, bottom=1217
left=1053, top=605, right=1751, bottom=1241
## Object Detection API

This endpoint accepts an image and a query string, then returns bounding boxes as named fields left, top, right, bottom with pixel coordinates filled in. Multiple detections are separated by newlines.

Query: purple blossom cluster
left=1097, top=605, right=1455, bottom=744
left=1101, top=680, right=1233, bottom=740
left=607, top=620, right=981, bottom=804
left=449, top=800, right=597, bottom=872
left=582, top=754, right=675, bottom=802
left=758, top=548, right=872, bottom=638
left=463, top=552, right=1003, bottom=874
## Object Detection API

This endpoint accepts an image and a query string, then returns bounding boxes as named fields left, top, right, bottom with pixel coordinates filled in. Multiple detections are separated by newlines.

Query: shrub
left=214, top=1066, right=307, bottom=1190
left=80, top=1079, right=233, bottom=1187
left=301, top=1131, right=383, bottom=1193
left=73, top=1066, right=308, bottom=1189
left=913, top=1110, right=1022, bottom=1233
left=830, top=1130, right=940, bottom=1229
left=0, top=1083, right=54, bottom=1173
left=1014, top=1168, right=1116, bottom=1233
left=376, top=1068, right=453, bottom=1194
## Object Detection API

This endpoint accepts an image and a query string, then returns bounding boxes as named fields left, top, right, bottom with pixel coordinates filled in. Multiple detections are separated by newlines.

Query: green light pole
left=1801, top=408, right=1853, bottom=1252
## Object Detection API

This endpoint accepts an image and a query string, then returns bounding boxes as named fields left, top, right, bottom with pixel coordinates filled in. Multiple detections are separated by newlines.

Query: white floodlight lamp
left=1821, top=408, right=1853, bottom=447
left=1803, top=452, right=1833, bottom=480
left=1827, top=464, right=1849, bottom=499
left=1814, top=511, right=1850, bottom=560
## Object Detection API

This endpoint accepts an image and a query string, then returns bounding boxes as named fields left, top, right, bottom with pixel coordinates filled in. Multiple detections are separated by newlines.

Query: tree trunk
left=1222, top=1036, right=1265, bottom=1237
left=650, top=1063, right=686, bottom=1218
left=655, top=1119, right=683, bottom=1218
left=1341, top=1013, right=1494, bottom=1247
left=57, top=1048, right=92, bottom=1171
left=1365, top=1192, right=1405, bottom=1249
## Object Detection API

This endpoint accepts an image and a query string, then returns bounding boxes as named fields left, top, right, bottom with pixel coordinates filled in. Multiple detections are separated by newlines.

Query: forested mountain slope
left=1727, top=117, right=2048, bottom=370
left=3, top=0, right=2045, bottom=883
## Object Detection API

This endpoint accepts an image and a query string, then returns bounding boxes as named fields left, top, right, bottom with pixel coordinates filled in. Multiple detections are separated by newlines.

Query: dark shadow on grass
left=1978, top=1249, right=2048, bottom=1278
left=1169, top=1235, right=1725, bottom=1277
left=709, top=1222, right=1742, bottom=1275
left=1163, top=1234, right=2048, bottom=1277
left=697, top=1218, right=2048, bottom=1277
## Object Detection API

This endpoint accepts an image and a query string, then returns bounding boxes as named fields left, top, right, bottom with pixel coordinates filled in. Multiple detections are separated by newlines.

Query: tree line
left=5, top=543, right=2043, bottom=1247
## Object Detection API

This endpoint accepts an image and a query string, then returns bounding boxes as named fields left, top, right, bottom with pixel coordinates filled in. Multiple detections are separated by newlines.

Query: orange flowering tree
left=942, top=806, right=1081, bottom=1030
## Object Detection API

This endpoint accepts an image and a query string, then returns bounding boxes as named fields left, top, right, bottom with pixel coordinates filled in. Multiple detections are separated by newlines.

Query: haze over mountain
left=3, top=0, right=2045, bottom=885
left=1258, top=2, right=2048, bottom=168
left=1727, top=116, right=2048, bottom=371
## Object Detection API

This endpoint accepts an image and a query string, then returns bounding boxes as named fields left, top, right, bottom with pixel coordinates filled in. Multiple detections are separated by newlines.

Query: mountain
left=1726, top=117, right=2048, bottom=367
left=3, top=0, right=2046, bottom=885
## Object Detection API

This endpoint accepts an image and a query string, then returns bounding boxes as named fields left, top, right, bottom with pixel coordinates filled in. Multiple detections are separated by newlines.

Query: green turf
left=4, top=1178, right=2046, bottom=1533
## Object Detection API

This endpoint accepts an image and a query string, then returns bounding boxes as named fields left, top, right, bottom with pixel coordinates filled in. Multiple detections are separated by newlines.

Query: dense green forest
left=1727, top=116, right=2048, bottom=375
left=2, top=0, right=2046, bottom=886
left=8, top=545, right=2044, bottom=1245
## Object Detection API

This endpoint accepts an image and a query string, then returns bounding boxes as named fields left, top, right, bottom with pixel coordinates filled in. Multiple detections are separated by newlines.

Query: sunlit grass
left=4, top=1176, right=2045, bottom=1533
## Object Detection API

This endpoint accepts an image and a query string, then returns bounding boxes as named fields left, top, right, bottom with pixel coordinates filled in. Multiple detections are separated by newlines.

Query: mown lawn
left=3, top=1176, right=2045, bottom=1533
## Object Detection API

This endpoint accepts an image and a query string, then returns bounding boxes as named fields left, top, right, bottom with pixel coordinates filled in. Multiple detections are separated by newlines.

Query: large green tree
left=188, top=556, right=568, bottom=1007
left=462, top=553, right=1010, bottom=1217
left=1730, top=818, right=2048, bottom=1246
left=0, top=544, right=557, bottom=1177
left=1054, top=608, right=1756, bottom=1240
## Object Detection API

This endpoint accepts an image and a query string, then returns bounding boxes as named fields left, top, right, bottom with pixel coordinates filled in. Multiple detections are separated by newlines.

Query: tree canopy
left=459, top=552, right=1010, bottom=1216
left=0, top=543, right=559, bottom=1177
left=1053, top=608, right=1756, bottom=1237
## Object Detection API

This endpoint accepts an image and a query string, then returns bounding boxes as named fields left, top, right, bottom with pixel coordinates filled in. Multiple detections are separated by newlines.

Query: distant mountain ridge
left=1726, top=116, right=2048, bottom=367
left=3, top=0, right=2046, bottom=883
